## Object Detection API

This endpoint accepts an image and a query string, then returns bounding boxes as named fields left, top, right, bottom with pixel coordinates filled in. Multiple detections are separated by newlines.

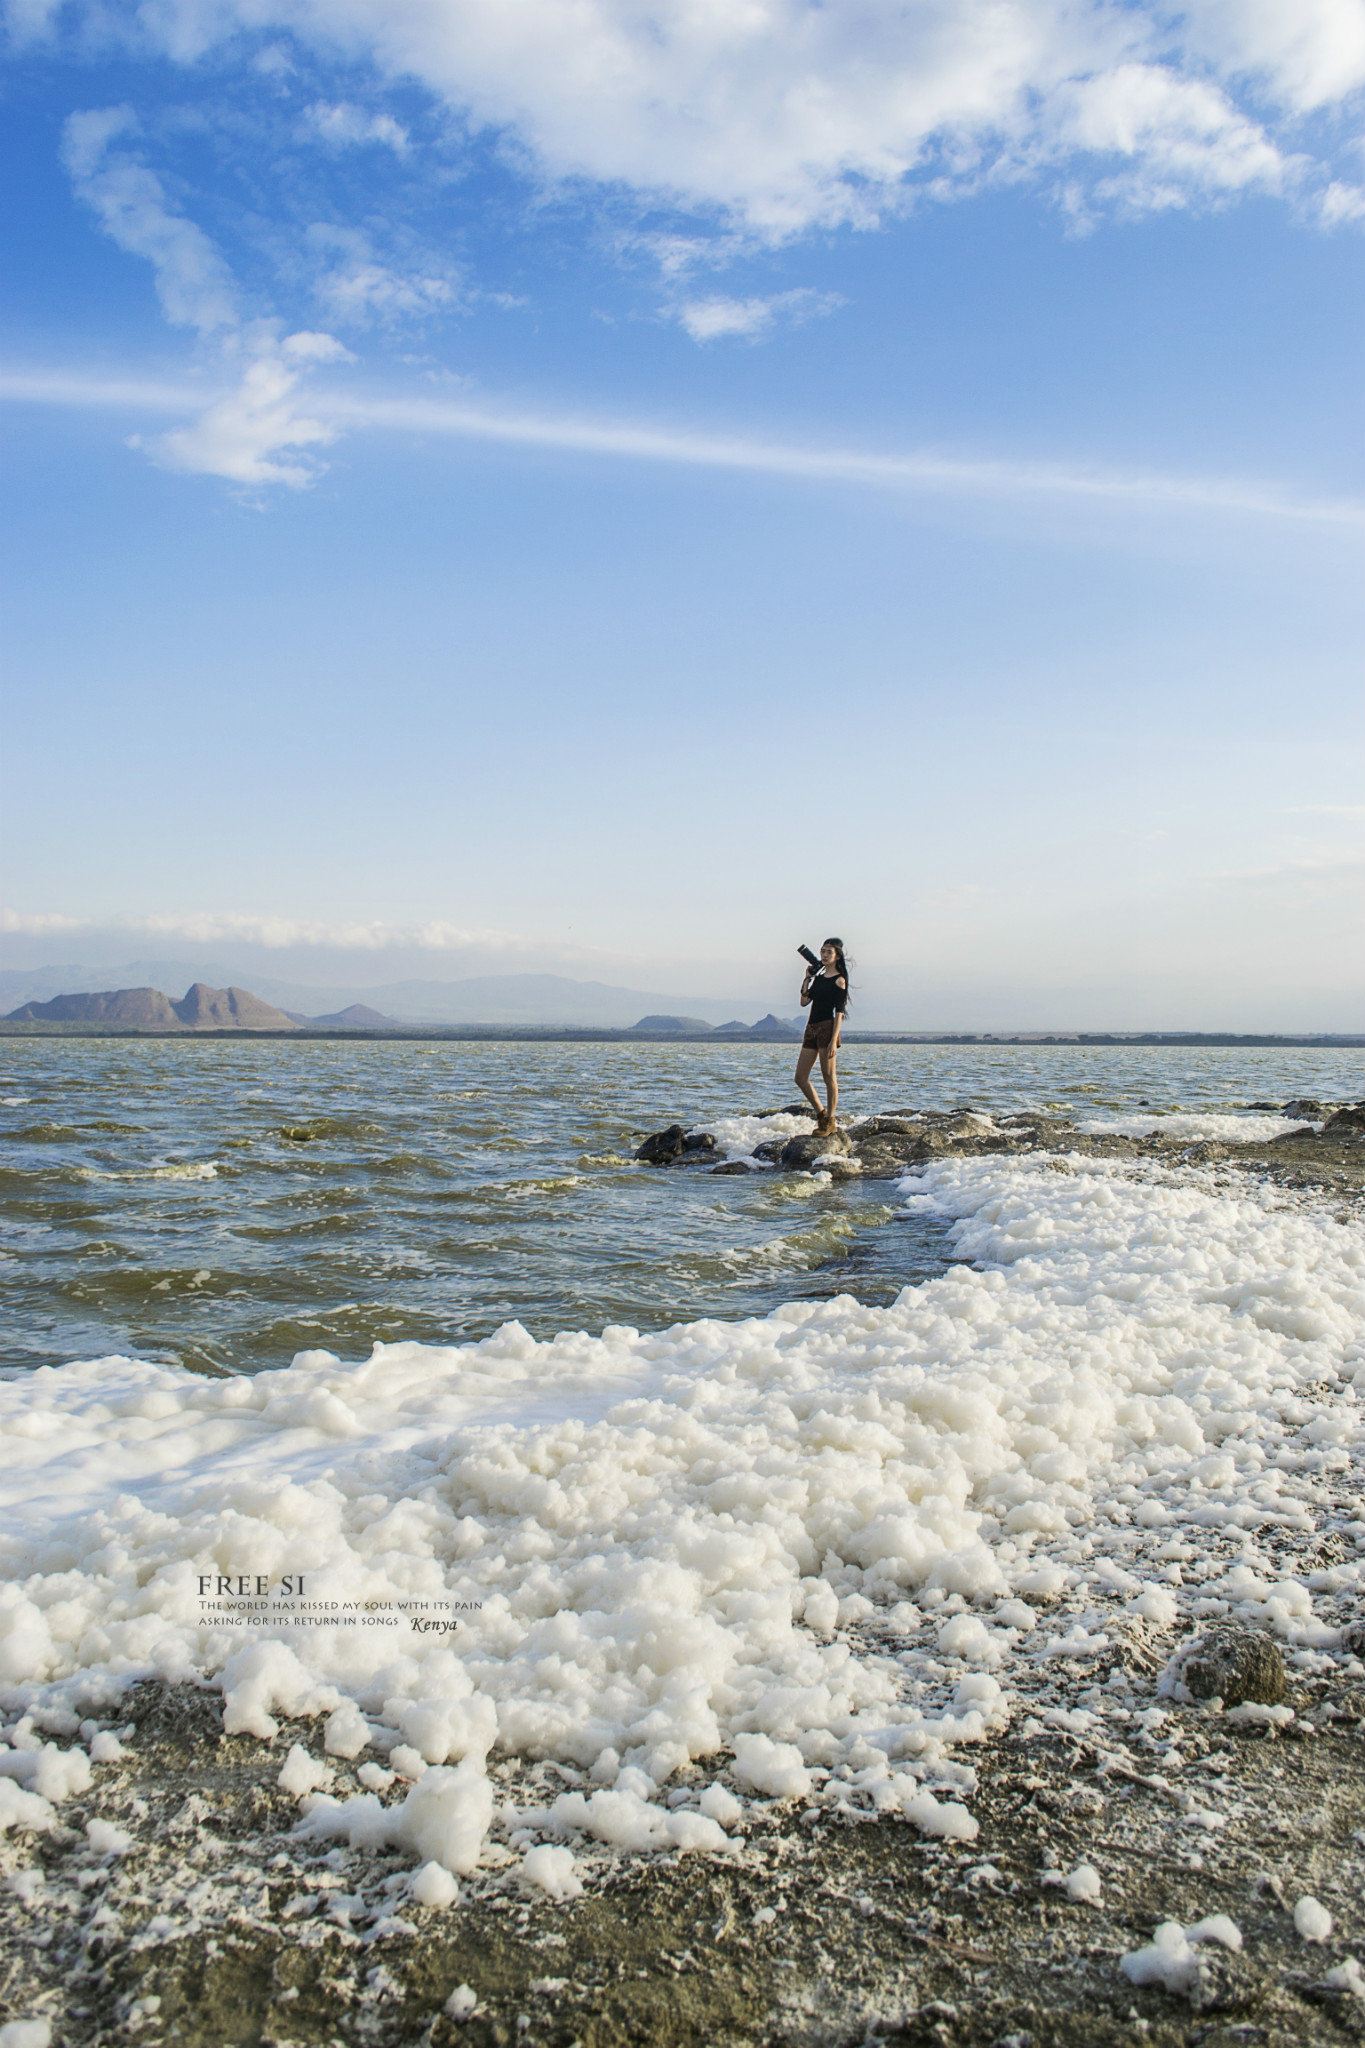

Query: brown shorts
left=801, top=1018, right=838, bottom=1053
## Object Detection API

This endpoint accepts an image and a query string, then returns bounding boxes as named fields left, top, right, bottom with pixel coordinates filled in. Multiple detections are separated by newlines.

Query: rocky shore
left=636, top=1099, right=1365, bottom=1194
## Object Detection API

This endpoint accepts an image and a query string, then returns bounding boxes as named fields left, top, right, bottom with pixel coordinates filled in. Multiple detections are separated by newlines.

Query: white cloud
left=1320, top=178, right=1365, bottom=223
left=60, top=106, right=237, bottom=333
left=675, top=287, right=842, bottom=342
left=1177, top=0, right=1365, bottom=115
left=302, top=100, right=410, bottom=152
left=39, top=1, right=1365, bottom=234
left=156, top=328, right=352, bottom=487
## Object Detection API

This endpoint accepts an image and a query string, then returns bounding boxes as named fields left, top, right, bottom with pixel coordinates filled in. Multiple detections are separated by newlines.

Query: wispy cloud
left=0, top=909, right=516, bottom=951
left=61, top=107, right=236, bottom=335
left=674, top=288, right=843, bottom=343
left=3, top=361, right=1362, bottom=525
left=58, top=110, right=355, bottom=488
left=301, top=101, right=409, bottom=153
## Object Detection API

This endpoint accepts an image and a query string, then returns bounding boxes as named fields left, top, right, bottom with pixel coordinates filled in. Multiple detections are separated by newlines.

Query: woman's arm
left=799, top=974, right=814, bottom=1009
left=830, top=978, right=846, bottom=1046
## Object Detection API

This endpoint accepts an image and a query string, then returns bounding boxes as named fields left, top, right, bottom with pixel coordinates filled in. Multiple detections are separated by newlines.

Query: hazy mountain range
left=0, top=960, right=782, bottom=1028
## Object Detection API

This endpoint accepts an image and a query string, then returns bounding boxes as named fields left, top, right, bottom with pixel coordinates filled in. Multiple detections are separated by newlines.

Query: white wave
left=0, top=1154, right=1360, bottom=1882
left=1078, top=1112, right=1315, bottom=1142
left=692, top=1110, right=814, bottom=1162
left=76, top=1161, right=219, bottom=1182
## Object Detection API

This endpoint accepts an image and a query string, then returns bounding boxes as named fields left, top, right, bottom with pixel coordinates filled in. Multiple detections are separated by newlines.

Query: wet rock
left=1338, top=1620, right=1365, bottom=1659
left=635, top=1124, right=688, bottom=1165
left=683, top=1132, right=716, bottom=1153
left=851, top=1132, right=952, bottom=1177
left=1324, top=1103, right=1365, bottom=1134
left=1281, top=1099, right=1324, bottom=1119
left=710, top=1160, right=755, bottom=1175
left=751, top=1141, right=785, bottom=1163
left=780, top=1128, right=853, bottom=1168
left=1175, top=1626, right=1286, bottom=1707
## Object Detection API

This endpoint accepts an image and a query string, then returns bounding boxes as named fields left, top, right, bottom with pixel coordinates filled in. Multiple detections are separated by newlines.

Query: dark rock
left=780, top=1129, right=852, bottom=1168
left=683, top=1133, right=716, bottom=1152
left=751, top=1141, right=784, bottom=1162
left=850, top=1116, right=924, bottom=1137
left=710, top=1160, right=754, bottom=1175
left=1324, top=1103, right=1365, bottom=1134
left=1178, top=1625, right=1286, bottom=1707
left=1338, top=1619, right=1365, bottom=1659
left=851, top=1131, right=953, bottom=1176
left=635, top=1124, right=688, bottom=1165
left=1281, top=1098, right=1323, bottom=1119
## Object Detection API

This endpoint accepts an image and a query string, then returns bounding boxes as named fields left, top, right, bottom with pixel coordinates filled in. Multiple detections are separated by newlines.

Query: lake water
left=0, top=1037, right=1358, bottom=1377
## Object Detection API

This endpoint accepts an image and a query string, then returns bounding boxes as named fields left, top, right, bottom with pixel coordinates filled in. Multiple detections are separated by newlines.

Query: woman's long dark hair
left=823, top=937, right=851, bottom=1012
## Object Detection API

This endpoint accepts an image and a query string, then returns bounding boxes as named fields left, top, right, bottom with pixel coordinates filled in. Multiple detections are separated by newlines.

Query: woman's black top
left=807, top=974, right=847, bottom=1024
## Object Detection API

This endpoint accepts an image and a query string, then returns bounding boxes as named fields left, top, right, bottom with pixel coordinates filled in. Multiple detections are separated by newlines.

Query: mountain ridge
left=0, top=961, right=772, bottom=1027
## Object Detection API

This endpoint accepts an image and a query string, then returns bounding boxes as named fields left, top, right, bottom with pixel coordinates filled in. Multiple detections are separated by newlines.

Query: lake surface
left=0, top=1038, right=1358, bottom=1377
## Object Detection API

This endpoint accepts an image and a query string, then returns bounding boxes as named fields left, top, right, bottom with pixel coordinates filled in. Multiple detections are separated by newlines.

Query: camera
left=797, top=944, right=821, bottom=970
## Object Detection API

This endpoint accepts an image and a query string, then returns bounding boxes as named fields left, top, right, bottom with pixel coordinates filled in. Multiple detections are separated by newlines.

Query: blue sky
left=2, top=0, right=1363, bottom=1028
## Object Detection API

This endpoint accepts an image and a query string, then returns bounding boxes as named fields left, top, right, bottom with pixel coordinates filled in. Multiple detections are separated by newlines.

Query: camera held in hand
left=797, top=944, right=821, bottom=972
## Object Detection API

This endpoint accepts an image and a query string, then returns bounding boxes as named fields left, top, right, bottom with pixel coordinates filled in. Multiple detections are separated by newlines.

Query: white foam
left=0, top=1152, right=1361, bottom=1879
left=1295, top=1895, right=1334, bottom=1942
left=691, top=1111, right=814, bottom=1162
left=1078, top=1113, right=1313, bottom=1142
left=1120, top=1915, right=1241, bottom=1996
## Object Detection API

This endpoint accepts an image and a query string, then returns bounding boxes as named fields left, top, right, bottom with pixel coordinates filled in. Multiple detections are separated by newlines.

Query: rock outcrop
left=5, top=982, right=299, bottom=1031
left=5, top=986, right=181, bottom=1027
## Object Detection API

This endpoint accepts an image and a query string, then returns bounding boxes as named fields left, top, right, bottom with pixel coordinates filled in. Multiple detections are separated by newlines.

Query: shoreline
left=0, top=1025, right=1360, bottom=1046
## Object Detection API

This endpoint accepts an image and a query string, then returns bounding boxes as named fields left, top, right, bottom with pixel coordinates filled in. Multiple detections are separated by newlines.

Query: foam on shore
left=1, top=1152, right=1362, bottom=1878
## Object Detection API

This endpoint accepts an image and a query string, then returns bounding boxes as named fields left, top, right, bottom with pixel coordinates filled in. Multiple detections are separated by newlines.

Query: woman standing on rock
left=796, top=939, right=849, bottom=1133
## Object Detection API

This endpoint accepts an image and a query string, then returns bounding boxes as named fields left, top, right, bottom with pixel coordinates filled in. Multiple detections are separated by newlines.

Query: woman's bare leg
left=794, top=1047, right=822, bottom=1116
left=818, top=1044, right=838, bottom=1124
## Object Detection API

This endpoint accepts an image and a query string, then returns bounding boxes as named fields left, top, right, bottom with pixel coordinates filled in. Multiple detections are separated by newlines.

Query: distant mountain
left=6, top=982, right=299, bottom=1031
left=632, top=1014, right=712, bottom=1032
left=302, top=1003, right=398, bottom=1030
left=749, top=1014, right=803, bottom=1037
left=0, top=961, right=771, bottom=1028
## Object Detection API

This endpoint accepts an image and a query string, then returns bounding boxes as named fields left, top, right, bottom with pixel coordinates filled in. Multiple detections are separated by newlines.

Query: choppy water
left=0, top=1038, right=1358, bottom=1377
